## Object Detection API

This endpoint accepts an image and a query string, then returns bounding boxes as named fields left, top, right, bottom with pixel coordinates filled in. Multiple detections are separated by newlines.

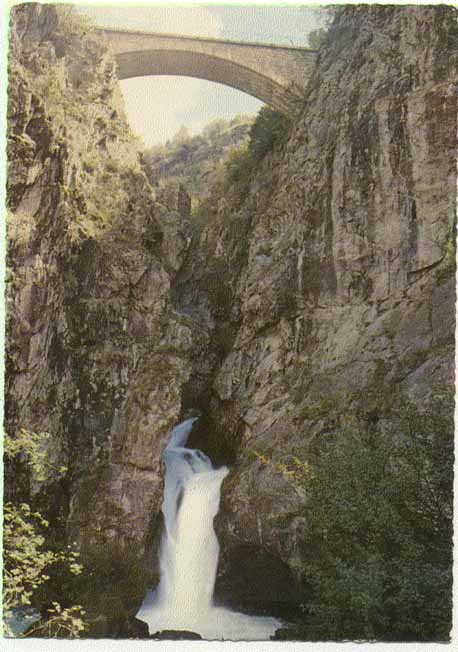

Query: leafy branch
left=3, top=429, right=86, bottom=638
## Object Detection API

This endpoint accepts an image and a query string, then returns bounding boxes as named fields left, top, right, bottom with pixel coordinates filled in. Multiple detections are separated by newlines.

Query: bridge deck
left=95, top=26, right=317, bottom=54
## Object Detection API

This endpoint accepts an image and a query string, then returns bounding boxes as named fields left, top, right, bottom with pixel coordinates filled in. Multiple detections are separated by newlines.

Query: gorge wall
left=5, top=3, right=457, bottom=638
left=185, top=5, right=458, bottom=618
left=6, top=5, right=195, bottom=629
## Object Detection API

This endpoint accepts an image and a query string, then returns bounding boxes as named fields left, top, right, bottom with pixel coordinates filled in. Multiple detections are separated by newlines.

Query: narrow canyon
left=4, top=3, right=456, bottom=641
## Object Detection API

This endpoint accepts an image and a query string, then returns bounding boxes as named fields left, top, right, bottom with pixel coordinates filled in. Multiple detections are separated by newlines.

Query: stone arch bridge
left=98, top=28, right=317, bottom=117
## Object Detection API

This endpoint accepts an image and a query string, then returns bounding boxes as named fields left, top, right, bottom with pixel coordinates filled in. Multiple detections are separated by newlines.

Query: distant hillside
left=142, top=116, right=254, bottom=204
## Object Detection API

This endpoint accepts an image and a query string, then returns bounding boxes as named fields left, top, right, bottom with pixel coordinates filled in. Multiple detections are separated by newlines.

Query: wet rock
left=151, top=629, right=202, bottom=640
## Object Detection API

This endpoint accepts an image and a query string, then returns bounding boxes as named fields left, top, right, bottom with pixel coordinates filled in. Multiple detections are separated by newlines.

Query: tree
left=3, top=430, right=87, bottom=638
left=249, top=106, right=291, bottom=159
left=172, top=126, right=191, bottom=144
left=202, top=119, right=228, bottom=140
left=262, top=391, right=453, bottom=641
left=307, top=27, right=328, bottom=50
left=301, top=393, right=454, bottom=641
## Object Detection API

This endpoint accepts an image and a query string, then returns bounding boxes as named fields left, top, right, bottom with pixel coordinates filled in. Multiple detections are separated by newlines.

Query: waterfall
left=136, top=418, right=282, bottom=640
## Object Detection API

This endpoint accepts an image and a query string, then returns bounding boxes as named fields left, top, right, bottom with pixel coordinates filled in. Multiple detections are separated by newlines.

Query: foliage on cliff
left=144, top=106, right=291, bottom=219
left=189, top=106, right=291, bottom=220
left=218, top=107, right=291, bottom=199
left=3, top=431, right=86, bottom=638
left=8, top=4, right=146, bottom=243
left=272, top=392, right=454, bottom=641
left=143, top=116, right=253, bottom=205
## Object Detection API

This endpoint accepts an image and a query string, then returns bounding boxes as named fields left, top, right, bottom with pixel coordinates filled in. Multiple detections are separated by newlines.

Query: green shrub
left=211, top=107, right=291, bottom=202
left=265, top=391, right=453, bottom=641
left=222, top=143, right=255, bottom=190
left=299, top=392, right=454, bottom=641
left=3, top=430, right=87, bottom=638
left=307, top=27, right=329, bottom=49
left=248, top=106, right=291, bottom=158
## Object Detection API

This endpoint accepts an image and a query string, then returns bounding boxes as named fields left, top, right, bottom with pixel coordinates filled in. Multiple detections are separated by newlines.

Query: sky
left=78, top=5, right=324, bottom=146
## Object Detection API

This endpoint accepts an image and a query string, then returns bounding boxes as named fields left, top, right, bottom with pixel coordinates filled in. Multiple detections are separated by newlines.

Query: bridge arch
left=99, top=29, right=317, bottom=118
left=115, top=49, right=301, bottom=116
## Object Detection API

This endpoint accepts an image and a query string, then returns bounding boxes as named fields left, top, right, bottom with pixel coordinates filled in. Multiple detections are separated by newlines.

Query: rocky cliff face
left=5, top=3, right=457, bottom=638
left=143, top=116, right=253, bottom=204
left=172, top=5, right=457, bottom=616
left=6, top=5, right=193, bottom=622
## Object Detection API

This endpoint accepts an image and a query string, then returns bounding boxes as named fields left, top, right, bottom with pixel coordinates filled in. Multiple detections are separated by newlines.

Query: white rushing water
left=136, top=418, right=281, bottom=640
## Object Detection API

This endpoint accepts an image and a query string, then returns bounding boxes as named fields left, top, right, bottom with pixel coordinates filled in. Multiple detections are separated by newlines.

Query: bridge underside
left=115, top=49, right=303, bottom=117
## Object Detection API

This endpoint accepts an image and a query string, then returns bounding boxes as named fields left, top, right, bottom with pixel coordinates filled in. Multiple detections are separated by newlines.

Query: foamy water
left=136, top=418, right=281, bottom=640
